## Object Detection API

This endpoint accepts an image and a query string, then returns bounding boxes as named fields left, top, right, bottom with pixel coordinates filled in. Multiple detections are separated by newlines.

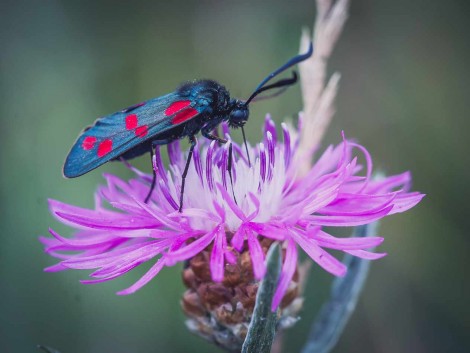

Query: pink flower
left=41, top=115, right=424, bottom=309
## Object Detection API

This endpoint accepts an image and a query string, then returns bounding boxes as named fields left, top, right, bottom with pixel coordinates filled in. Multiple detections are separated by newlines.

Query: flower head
left=41, top=115, right=423, bottom=309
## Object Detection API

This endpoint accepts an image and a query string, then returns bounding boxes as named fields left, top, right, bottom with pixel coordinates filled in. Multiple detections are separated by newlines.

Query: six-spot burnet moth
left=63, top=43, right=313, bottom=211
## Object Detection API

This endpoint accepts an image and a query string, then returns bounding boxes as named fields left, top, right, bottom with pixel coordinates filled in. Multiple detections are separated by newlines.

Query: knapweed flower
left=41, top=116, right=423, bottom=347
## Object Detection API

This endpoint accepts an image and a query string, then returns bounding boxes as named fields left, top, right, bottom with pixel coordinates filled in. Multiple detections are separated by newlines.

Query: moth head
left=228, top=101, right=249, bottom=128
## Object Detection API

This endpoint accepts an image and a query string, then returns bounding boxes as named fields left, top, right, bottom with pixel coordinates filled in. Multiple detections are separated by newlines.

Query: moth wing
left=63, top=93, right=206, bottom=177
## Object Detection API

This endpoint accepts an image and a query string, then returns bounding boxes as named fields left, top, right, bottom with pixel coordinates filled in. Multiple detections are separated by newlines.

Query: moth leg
left=179, top=135, right=197, bottom=212
left=202, top=123, right=236, bottom=204
left=202, top=124, right=227, bottom=144
left=144, top=139, right=173, bottom=203
left=144, top=149, right=157, bottom=203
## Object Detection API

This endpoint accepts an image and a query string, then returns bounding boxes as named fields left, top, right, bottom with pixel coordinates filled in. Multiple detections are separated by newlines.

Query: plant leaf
left=242, top=244, right=282, bottom=353
left=301, top=222, right=379, bottom=353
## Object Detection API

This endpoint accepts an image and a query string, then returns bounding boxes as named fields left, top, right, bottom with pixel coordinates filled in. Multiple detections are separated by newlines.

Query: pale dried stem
left=295, top=0, right=350, bottom=176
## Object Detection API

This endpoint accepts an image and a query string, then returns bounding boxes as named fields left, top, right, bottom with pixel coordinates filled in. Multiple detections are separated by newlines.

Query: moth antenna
left=244, top=42, right=313, bottom=106
left=244, top=71, right=298, bottom=106
left=247, top=85, right=289, bottom=103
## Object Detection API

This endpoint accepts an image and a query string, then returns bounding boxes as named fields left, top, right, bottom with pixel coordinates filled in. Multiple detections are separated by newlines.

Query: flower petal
left=247, top=228, right=266, bottom=280
left=117, top=258, right=166, bottom=295
left=345, top=249, right=387, bottom=260
left=290, top=228, right=346, bottom=276
left=216, top=183, right=246, bottom=221
left=304, top=205, right=393, bottom=227
left=311, top=230, right=384, bottom=250
left=167, top=228, right=218, bottom=263
left=272, top=239, right=298, bottom=310
left=210, top=226, right=226, bottom=282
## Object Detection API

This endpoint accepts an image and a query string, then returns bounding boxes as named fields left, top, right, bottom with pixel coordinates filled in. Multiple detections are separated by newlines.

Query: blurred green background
left=1, top=0, right=469, bottom=352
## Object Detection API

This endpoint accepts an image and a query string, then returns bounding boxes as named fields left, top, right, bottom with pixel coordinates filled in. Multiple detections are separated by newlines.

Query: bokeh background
left=1, top=0, right=469, bottom=352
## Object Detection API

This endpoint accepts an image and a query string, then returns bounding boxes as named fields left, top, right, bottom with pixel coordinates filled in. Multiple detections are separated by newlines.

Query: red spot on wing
left=82, top=136, right=96, bottom=150
left=135, top=125, right=148, bottom=138
left=172, top=108, right=199, bottom=124
left=165, top=100, right=191, bottom=116
left=97, top=139, right=113, bottom=157
left=126, top=114, right=138, bottom=130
